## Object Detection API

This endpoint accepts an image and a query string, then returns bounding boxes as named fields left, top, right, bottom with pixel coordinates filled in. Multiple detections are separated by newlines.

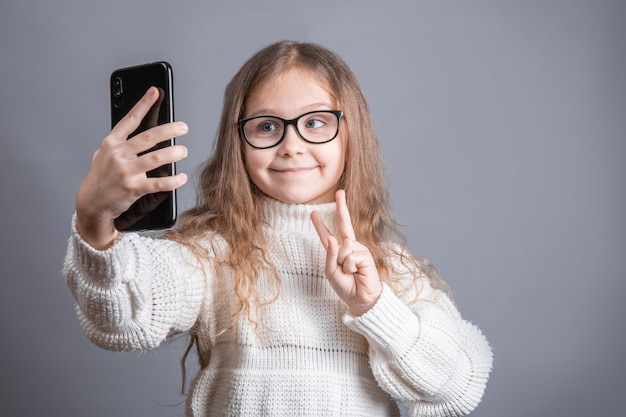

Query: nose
left=277, top=124, right=305, bottom=155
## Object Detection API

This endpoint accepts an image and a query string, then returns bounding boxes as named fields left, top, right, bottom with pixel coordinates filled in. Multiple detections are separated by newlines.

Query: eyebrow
left=245, top=102, right=335, bottom=118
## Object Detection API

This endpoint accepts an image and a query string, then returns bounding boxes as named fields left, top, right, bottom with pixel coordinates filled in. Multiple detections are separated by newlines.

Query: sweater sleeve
left=63, top=215, right=206, bottom=352
left=343, top=282, right=493, bottom=417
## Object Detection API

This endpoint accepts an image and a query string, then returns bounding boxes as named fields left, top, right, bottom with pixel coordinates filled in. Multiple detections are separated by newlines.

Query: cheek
left=244, top=157, right=263, bottom=191
left=324, top=142, right=346, bottom=178
left=334, top=136, right=347, bottom=172
left=244, top=149, right=275, bottom=190
left=244, top=148, right=265, bottom=173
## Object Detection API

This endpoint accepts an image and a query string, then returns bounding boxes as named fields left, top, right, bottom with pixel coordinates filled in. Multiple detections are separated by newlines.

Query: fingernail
left=178, top=122, right=188, bottom=133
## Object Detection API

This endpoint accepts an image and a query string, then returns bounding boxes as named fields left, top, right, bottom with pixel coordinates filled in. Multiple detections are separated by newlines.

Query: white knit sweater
left=64, top=199, right=492, bottom=417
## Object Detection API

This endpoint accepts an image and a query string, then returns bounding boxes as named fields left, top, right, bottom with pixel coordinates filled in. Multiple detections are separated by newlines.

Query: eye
left=259, top=121, right=279, bottom=132
left=304, top=118, right=326, bottom=129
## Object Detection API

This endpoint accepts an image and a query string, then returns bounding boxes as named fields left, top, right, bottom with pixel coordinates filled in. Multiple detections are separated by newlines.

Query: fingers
left=311, top=211, right=331, bottom=250
left=336, top=239, right=370, bottom=273
left=312, top=189, right=356, bottom=251
left=132, top=140, right=188, bottom=177
left=100, top=85, right=188, bottom=169
left=324, top=235, right=340, bottom=274
left=148, top=171, right=188, bottom=193
left=335, top=190, right=356, bottom=241
left=126, top=120, right=188, bottom=156
left=312, top=191, right=365, bottom=272
left=110, top=86, right=161, bottom=141
left=142, top=87, right=165, bottom=128
left=324, top=235, right=369, bottom=277
left=102, top=105, right=189, bottom=178
left=340, top=251, right=364, bottom=274
left=107, top=86, right=188, bottom=155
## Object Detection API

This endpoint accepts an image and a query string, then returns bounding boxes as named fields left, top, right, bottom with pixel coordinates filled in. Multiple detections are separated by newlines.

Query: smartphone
left=110, top=61, right=177, bottom=231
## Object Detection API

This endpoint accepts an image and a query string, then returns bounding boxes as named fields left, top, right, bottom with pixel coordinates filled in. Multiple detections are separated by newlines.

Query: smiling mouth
left=271, top=167, right=317, bottom=174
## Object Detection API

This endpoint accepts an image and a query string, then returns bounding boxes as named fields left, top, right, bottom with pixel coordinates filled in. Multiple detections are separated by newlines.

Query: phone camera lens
left=113, top=77, right=123, bottom=98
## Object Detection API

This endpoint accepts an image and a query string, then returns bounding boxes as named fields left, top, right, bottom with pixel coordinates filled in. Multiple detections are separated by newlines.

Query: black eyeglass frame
left=238, top=110, right=344, bottom=149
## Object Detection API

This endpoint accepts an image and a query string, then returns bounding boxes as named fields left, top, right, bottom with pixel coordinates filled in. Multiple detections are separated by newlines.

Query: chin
left=270, top=192, right=325, bottom=205
left=257, top=184, right=337, bottom=205
left=278, top=195, right=313, bottom=205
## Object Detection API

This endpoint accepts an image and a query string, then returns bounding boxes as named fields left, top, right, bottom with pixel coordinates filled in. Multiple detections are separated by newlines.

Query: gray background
left=1, top=0, right=624, bottom=416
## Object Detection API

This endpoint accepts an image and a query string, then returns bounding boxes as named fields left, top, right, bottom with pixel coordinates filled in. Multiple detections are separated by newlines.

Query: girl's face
left=242, top=68, right=346, bottom=205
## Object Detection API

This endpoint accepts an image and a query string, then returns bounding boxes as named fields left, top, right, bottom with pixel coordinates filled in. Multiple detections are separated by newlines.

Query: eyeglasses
left=238, top=110, right=344, bottom=149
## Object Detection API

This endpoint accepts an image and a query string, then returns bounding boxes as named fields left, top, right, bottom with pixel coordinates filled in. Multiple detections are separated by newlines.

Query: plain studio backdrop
left=1, top=1, right=624, bottom=416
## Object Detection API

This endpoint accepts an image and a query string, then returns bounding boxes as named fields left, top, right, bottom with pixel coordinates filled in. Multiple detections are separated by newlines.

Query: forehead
left=244, top=67, right=337, bottom=117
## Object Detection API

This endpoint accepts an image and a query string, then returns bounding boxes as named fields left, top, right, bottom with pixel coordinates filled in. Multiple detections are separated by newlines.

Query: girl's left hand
left=311, top=190, right=383, bottom=316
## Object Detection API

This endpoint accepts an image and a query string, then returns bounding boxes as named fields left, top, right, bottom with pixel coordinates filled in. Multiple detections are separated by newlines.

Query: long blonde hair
left=168, top=41, right=445, bottom=359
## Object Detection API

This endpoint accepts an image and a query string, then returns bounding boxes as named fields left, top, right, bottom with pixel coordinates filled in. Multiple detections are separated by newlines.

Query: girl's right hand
left=75, top=87, right=189, bottom=249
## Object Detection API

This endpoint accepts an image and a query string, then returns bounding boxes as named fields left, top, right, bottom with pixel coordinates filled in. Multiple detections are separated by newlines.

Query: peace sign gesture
left=311, top=190, right=383, bottom=316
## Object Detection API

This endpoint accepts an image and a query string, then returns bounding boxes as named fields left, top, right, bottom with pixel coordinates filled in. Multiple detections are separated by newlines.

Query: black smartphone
left=110, top=61, right=177, bottom=231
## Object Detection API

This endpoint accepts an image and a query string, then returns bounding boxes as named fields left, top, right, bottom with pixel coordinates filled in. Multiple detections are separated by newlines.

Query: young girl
left=64, top=41, right=492, bottom=417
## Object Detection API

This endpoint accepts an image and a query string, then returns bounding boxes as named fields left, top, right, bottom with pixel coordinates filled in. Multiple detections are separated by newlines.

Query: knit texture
left=64, top=199, right=492, bottom=417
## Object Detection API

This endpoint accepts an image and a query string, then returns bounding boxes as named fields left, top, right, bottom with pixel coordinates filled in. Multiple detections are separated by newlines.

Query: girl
left=64, top=41, right=493, bottom=416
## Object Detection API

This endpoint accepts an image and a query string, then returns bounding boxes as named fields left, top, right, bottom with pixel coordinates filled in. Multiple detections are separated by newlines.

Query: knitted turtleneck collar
left=258, top=197, right=338, bottom=235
